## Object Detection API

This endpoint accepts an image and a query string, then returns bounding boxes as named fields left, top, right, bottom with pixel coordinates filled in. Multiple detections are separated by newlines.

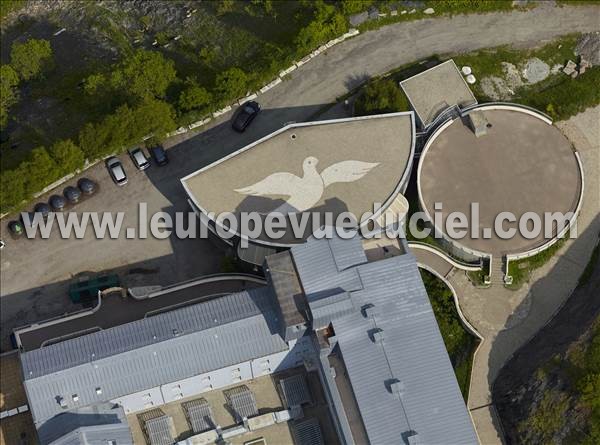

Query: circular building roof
left=418, top=106, right=582, bottom=257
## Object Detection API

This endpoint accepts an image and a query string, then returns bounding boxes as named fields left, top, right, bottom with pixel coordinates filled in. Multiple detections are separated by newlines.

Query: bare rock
left=424, top=8, right=435, bottom=14
left=575, top=32, right=600, bottom=66
left=523, top=58, right=550, bottom=83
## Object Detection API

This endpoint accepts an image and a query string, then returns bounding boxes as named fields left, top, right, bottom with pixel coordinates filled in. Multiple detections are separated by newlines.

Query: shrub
left=22, top=146, right=60, bottom=195
left=294, top=0, right=348, bottom=54
left=48, top=139, right=85, bottom=176
left=354, top=78, right=410, bottom=116
left=178, top=80, right=213, bottom=113
left=0, top=168, right=26, bottom=213
left=340, top=0, right=373, bottom=15
left=10, top=38, right=53, bottom=81
left=0, top=64, right=19, bottom=128
left=215, top=67, right=249, bottom=101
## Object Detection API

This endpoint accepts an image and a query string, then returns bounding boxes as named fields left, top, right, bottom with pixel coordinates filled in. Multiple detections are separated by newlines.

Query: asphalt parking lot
left=0, top=100, right=349, bottom=352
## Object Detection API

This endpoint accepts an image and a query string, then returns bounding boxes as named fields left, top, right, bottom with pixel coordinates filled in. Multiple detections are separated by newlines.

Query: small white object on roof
left=424, top=8, right=435, bottom=14
left=461, top=66, right=472, bottom=75
left=466, top=74, right=476, bottom=84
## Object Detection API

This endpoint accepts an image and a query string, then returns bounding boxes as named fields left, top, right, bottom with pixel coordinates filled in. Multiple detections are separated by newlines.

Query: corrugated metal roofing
left=37, top=403, right=132, bottom=445
left=22, top=289, right=287, bottom=424
left=290, top=237, right=478, bottom=445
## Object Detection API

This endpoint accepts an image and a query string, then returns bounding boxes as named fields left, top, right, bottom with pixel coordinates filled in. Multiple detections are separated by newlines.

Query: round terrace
left=417, top=104, right=584, bottom=260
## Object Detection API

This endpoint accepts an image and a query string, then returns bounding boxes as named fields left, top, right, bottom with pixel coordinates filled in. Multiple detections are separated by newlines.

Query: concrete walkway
left=442, top=106, right=599, bottom=445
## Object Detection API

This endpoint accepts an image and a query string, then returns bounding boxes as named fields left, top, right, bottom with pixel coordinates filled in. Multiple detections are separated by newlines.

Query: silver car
left=128, top=147, right=150, bottom=170
left=106, top=157, right=128, bottom=186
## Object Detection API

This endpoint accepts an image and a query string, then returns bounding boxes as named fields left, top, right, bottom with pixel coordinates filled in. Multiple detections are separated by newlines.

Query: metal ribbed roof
left=37, top=403, right=132, bottom=445
left=22, top=289, right=287, bottom=424
left=290, top=237, right=478, bottom=445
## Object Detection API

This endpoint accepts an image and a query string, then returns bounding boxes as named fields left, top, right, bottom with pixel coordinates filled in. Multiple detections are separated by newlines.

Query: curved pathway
left=413, top=106, right=600, bottom=444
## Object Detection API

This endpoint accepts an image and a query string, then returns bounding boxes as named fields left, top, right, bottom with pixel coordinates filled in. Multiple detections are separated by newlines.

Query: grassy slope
left=421, top=269, right=478, bottom=400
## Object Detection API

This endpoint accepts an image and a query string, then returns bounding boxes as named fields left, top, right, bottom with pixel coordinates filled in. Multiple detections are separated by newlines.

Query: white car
left=128, top=147, right=150, bottom=170
left=106, top=157, right=128, bottom=186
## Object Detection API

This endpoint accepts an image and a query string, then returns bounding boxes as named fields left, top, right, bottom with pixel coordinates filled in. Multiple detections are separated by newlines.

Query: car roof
left=112, top=164, right=126, bottom=180
left=133, top=150, right=147, bottom=163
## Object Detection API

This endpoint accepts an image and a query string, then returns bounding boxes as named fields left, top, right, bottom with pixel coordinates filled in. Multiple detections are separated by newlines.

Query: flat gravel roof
left=418, top=108, right=582, bottom=256
left=400, top=60, right=477, bottom=127
left=182, top=113, right=414, bottom=245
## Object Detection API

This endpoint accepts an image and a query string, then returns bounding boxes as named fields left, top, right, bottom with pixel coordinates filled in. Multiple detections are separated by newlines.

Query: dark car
left=8, top=220, right=24, bottom=238
left=232, top=101, right=260, bottom=132
left=64, top=186, right=81, bottom=204
left=77, top=177, right=97, bottom=195
left=150, top=145, right=169, bottom=166
left=49, top=194, right=67, bottom=211
left=33, top=202, right=51, bottom=219
left=106, top=157, right=127, bottom=186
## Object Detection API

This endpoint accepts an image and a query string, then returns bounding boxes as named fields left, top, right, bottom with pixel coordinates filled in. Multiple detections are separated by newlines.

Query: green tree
left=110, top=49, right=177, bottom=101
left=10, top=38, right=53, bottom=81
left=340, top=0, right=373, bottom=15
left=0, top=64, right=20, bottom=127
left=354, top=79, right=410, bottom=116
left=79, top=99, right=176, bottom=159
left=48, top=139, right=85, bottom=175
left=0, top=168, right=26, bottom=213
left=131, top=98, right=177, bottom=141
left=22, top=147, right=60, bottom=195
left=215, top=67, right=248, bottom=100
left=178, top=80, right=213, bottom=112
left=216, top=0, right=236, bottom=15
left=295, top=0, right=347, bottom=53
left=83, top=73, right=107, bottom=96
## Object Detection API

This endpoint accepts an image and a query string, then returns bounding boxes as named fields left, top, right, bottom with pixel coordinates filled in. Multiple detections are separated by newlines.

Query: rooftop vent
left=386, top=378, right=405, bottom=398
left=368, top=328, right=384, bottom=344
left=95, top=387, right=102, bottom=395
left=406, top=431, right=420, bottom=445
left=361, top=304, right=375, bottom=318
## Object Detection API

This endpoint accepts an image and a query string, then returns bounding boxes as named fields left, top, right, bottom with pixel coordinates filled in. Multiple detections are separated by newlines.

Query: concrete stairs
left=490, top=256, right=506, bottom=285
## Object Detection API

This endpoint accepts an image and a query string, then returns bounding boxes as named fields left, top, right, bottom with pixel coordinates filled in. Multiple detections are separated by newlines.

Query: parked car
left=106, top=157, right=128, bottom=186
left=149, top=145, right=168, bottom=166
left=232, top=101, right=260, bottom=132
left=128, top=148, right=150, bottom=170
left=33, top=202, right=51, bottom=219
left=8, top=220, right=24, bottom=238
left=49, top=194, right=67, bottom=211
left=77, top=177, right=97, bottom=195
left=63, top=186, right=81, bottom=204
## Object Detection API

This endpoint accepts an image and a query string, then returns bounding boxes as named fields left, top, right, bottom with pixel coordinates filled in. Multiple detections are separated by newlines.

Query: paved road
left=0, top=0, right=597, bottom=356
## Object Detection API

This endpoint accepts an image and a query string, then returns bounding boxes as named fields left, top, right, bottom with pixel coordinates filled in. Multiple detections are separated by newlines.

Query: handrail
left=461, top=101, right=553, bottom=123
left=408, top=241, right=482, bottom=271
